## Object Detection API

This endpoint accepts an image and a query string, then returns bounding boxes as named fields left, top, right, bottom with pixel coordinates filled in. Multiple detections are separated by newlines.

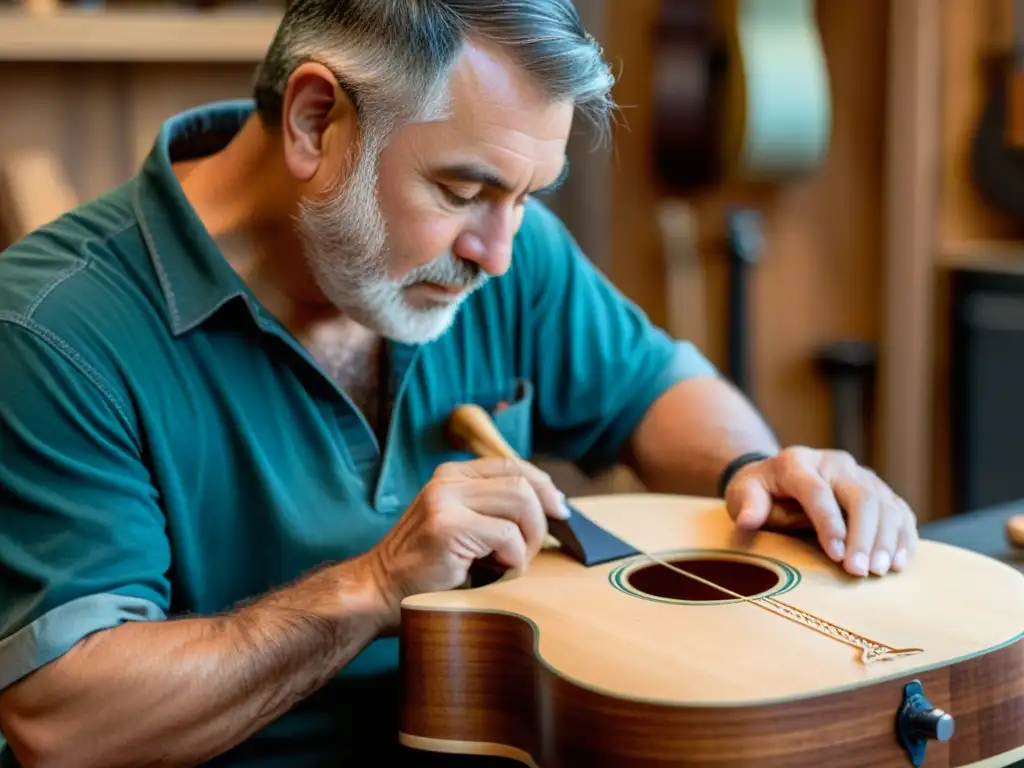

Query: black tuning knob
left=906, top=706, right=955, bottom=742
left=897, top=680, right=956, bottom=766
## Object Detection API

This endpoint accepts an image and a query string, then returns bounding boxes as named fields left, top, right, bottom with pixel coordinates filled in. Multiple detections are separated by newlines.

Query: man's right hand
left=367, top=457, right=571, bottom=627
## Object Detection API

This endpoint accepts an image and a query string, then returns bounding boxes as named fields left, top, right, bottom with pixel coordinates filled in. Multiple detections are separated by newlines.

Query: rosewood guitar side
left=399, top=609, right=1023, bottom=768
left=397, top=495, right=1024, bottom=768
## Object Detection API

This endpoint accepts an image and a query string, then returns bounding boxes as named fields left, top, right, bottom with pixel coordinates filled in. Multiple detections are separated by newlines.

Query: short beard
left=295, top=139, right=487, bottom=345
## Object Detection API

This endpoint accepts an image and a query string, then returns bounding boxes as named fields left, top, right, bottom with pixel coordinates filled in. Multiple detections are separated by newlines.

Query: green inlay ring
left=608, top=549, right=801, bottom=606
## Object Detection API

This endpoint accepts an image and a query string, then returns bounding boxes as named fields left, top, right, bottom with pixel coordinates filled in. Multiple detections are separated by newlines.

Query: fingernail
left=830, top=539, right=845, bottom=559
left=870, top=552, right=891, bottom=576
left=557, top=501, right=572, bottom=519
left=849, top=552, right=869, bottom=576
left=893, top=548, right=907, bottom=570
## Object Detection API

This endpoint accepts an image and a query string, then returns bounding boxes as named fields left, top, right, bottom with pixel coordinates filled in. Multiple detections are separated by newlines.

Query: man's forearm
left=624, top=376, right=780, bottom=497
left=0, top=553, right=389, bottom=768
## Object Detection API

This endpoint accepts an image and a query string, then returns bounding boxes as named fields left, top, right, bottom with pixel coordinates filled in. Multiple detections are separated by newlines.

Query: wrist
left=346, top=551, right=401, bottom=635
left=717, top=451, right=773, bottom=498
left=238, top=555, right=395, bottom=643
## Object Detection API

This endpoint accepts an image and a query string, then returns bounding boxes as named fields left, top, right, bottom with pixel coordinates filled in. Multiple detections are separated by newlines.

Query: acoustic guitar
left=650, top=1, right=717, bottom=371
left=717, top=0, right=832, bottom=182
left=651, top=0, right=724, bottom=194
left=715, top=1, right=831, bottom=401
left=397, top=405, right=1024, bottom=767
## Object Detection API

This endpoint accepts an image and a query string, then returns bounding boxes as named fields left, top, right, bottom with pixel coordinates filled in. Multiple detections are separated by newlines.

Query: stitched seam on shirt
left=0, top=311, right=140, bottom=450
left=26, top=260, right=85, bottom=317
left=133, top=183, right=181, bottom=332
left=24, top=217, right=137, bottom=319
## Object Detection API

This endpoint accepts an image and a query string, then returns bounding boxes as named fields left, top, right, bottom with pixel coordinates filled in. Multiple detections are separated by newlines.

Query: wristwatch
left=716, top=451, right=772, bottom=498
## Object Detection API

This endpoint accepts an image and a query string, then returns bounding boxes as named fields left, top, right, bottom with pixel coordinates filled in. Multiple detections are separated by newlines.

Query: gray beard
left=295, top=148, right=488, bottom=345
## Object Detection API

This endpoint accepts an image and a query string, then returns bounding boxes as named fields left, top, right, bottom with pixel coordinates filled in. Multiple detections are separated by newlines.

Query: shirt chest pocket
left=452, top=378, right=535, bottom=460
left=487, top=378, right=535, bottom=459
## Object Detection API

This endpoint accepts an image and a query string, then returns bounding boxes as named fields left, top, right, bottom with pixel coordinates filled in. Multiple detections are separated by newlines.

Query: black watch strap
left=717, top=451, right=772, bottom=497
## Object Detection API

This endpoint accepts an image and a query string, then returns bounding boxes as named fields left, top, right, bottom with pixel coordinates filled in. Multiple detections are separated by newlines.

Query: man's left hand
left=723, top=447, right=918, bottom=577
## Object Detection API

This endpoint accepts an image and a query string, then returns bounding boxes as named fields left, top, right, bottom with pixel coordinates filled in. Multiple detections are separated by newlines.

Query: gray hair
left=252, top=0, right=617, bottom=149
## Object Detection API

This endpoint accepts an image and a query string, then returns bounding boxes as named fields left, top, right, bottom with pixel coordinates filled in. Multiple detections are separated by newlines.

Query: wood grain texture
left=878, top=0, right=942, bottom=520
left=604, top=0, right=888, bottom=458
left=400, top=610, right=1022, bottom=767
left=931, top=0, right=1024, bottom=523
left=0, top=8, right=280, bottom=63
left=399, top=494, right=1024, bottom=767
left=0, top=59, right=259, bottom=244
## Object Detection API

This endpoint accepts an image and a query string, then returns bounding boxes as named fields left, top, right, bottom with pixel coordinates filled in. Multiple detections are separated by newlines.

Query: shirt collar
left=133, top=99, right=260, bottom=336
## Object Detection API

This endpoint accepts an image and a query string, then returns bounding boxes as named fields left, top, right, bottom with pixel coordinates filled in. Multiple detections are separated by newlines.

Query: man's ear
left=281, top=62, right=357, bottom=183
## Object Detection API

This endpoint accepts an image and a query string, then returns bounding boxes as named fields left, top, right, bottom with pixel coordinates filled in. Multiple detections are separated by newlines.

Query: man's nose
left=453, top=205, right=517, bottom=276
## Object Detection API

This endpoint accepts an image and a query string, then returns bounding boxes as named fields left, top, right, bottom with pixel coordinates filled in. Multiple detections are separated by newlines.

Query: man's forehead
left=421, top=39, right=573, bottom=135
left=385, top=39, right=574, bottom=196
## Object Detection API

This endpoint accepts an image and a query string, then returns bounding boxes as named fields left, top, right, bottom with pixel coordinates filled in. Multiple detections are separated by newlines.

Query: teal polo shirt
left=0, top=100, right=717, bottom=765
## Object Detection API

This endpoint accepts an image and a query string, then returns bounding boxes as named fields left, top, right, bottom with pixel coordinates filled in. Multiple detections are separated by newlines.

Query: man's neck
left=172, top=115, right=388, bottom=423
left=172, top=115, right=345, bottom=339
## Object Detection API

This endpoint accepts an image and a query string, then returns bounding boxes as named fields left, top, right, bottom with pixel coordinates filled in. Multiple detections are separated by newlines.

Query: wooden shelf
left=940, top=239, right=1024, bottom=275
left=0, top=8, right=282, bottom=62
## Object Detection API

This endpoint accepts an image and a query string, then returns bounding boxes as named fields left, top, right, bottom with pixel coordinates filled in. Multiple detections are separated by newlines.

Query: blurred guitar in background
left=652, top=0, right=832, bottom=402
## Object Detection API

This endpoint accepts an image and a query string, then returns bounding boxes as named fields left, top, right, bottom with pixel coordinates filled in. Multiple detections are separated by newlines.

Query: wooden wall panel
left=603, top=0, right=889, bottom=454
left=0, top=64, right=125, bottom=201
left=0, top=62, right=258, bottom=215
left=931, top=0, right=1024, bottom=519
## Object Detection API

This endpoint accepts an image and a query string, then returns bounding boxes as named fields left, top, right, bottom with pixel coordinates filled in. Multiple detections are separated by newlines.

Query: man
left=0, top=1, right=917, bottom=765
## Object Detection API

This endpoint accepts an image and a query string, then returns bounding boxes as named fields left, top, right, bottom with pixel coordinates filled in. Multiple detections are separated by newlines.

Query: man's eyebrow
left=432, top=157, right=570, bottom=196
left=434, top=164, right=514, bottom=192
left=535, top=159, right=571, bottom=196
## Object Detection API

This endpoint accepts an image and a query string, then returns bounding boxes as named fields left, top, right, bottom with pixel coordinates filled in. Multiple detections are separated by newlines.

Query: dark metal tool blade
left=547, top=504, right=639, bottom=566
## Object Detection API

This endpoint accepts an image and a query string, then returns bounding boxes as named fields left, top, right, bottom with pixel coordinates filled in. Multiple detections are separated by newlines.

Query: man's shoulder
left=0, top=181, right=162, bottom=398
left=0, top=180, right=146, bottom=319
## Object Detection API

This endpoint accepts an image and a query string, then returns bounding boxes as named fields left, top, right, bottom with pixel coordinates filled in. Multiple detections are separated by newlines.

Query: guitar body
left=399, top=494, right=1024, bottom=767
left=971, top=48, right=1024, bottom=222
left=718, top=0, right=832, bottom=181
left=651, top=0, right=724, bottom=193
left=972, top=49, right=1024, bottom=222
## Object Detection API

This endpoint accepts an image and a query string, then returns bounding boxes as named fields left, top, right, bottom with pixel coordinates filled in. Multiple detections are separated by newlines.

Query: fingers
left=437, top=457, right=570, bottom=521
left=457, top=475, right=547, bottom=561
left=774, top=451, right=848, bottom=562
left=832, top=481, right=878, bottom=576
left=829, top=467, right=917, bottom=577
left=891, top=501, right=919, bottom=572
left=451, top=513, right=529, bottom=575
left=723, top=447, right=920, bottom=578
left=728, top=475, right=773, bottom=530
left=868, top=496, right=902, bottom=576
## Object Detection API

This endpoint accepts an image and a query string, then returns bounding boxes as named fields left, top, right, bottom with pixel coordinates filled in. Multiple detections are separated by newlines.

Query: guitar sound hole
left=626, top=557, right=780, bottom=603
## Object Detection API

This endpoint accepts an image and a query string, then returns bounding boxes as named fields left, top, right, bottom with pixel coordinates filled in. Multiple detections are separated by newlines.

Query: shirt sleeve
left=516, top=200, right=719, bottom=476
left=0, top=315, right=170, bottom=693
